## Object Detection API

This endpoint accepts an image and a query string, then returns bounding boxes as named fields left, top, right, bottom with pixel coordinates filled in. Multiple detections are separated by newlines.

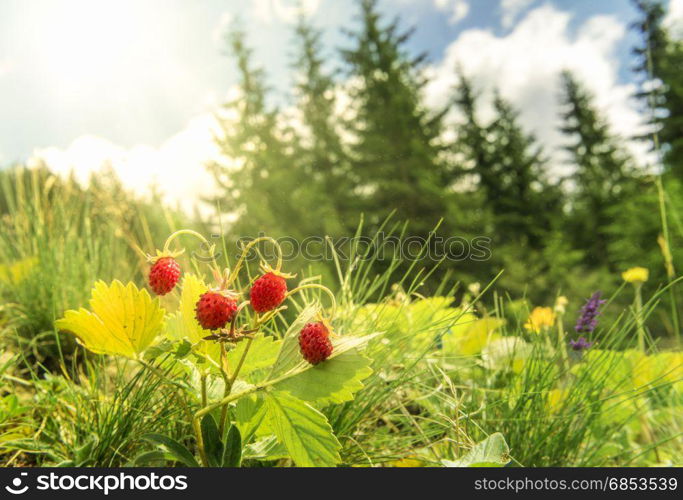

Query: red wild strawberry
left=299, top=321, right=333, bottom=365
left=250, top=272, right=288, bottom=313
left=195, top=292, right=238, bottom=330
left=148, top=257, right=181, bottom=295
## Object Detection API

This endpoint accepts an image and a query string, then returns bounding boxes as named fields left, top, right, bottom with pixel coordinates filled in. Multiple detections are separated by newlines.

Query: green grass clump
left=0, top=166, right=195, bottom=365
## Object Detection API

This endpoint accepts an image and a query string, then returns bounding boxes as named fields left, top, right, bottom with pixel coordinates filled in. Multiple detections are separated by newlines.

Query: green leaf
left=441, top=315, right=504, bottom=357
left=269, top=305, right=318, bottom=377
left=179, top=274, right=210, bottom=344
left=274, top=348, right=373, bottom=407
left=176, top=339, right=193, bottom=358
left=264, top=391, right=341, bottom=467
left=442, top=433, right=510, bottom=467
left=200, top=415, right=223, bottom=467
left=166, top=274, right=220, bottom=361
left=55, top=280, right=165, bottom=359
left=234, top=394, right=267, bottom=444
left=243, top=435, right=288, bottom=461
left=141, top=433, right=199, bottom=467
left=132, top=450, right=175, bottom=466
left=222, top=425, right=242, bottom=467
left=269, top=305, right=379, bottom=380
left=226, top=334, right=281, bottom=378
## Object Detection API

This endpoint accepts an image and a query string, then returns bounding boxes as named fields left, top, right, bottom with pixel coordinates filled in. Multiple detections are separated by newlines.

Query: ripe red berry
left=299, top=322, right=333, bottom=365
left=250, top=272, right=288, bottom=313
left=148, top=257, right=181, bottom=295
left=195, top=292, right=238, bottom=330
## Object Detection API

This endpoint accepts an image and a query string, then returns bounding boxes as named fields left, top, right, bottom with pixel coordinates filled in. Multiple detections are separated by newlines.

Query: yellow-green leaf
left=226, top=334, right=281, bottom=378
left=442, top=316, right=505, bottom=357
left=179, top=274, right=210, bottom=344
left=55, top=280, right=165, bottom=359
left=165, top=274, right=221, bottom=361
left=270, top=304, right=379, bottom=379
left=264, top=391, right=341, bottom=467
left=274, top=348, right=373, bottom=407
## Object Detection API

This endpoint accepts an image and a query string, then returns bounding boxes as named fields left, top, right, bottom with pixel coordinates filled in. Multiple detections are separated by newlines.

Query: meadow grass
left=0, top=170, right=680, bottom=467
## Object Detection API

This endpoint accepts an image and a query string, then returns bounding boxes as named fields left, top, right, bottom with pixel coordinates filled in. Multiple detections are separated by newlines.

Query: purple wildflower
left=569, top=337, right=594, bottom=352
left=574, top=291, right=606, bottom=334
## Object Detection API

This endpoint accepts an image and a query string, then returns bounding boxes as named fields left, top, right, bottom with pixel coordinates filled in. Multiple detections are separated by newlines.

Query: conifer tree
left=291, top=17, right=351, bottom=236
left=485, top=94, right=558, bottom=248
left=341, top=0, right=451, bottom=236
left=559, top=71, right=633, bottom=265
left=632, top=0, right=683, bottom=177
left=209, top=27, right=303, bottom=240
left=453, top=74, right=558, bottom=248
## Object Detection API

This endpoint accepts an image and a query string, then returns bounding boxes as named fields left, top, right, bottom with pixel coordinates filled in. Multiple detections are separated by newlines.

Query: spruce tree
left=209, top=27, right=303, bottom=240
left=632, top=0, right=683, bottom=177
left=291, top=17, right=351, bottom=236
left=341, top=0, right=452, bottom=237
left=453, top=74, right=558, bottom=249
left=559, top=71, right=633, bottom=266
left=486, top=94, right=558, bottom=248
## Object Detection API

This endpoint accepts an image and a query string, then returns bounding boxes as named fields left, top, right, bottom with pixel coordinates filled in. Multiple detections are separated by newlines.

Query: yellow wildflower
left=524, top=307, right=555, bottom=333
left=622, top=267, right=649, bottom=284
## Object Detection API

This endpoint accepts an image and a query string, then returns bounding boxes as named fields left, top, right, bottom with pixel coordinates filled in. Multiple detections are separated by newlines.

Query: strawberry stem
left=226, top=236, right=283, bottom=286
left=162, top=229, right=221, bottom=274
left=287, top=283, right=337, bottom=318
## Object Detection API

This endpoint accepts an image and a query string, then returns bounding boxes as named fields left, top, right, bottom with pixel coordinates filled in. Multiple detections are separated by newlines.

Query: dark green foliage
left=485, top=93, right=561, bottom=248
left=632, top=0, right=683, bottom=178
left=202, top=0, right=681, bottom=319
left=340, top=0, right=452, bottom=237
left=560, top=71, right=634, bottom=267
left=223, top=425, right=242, bottom=467
left=7, top=362, right=189, bottom=467
left=208, top=27, right=297, bottom=240
left=292, top=16, right=353, bottom=236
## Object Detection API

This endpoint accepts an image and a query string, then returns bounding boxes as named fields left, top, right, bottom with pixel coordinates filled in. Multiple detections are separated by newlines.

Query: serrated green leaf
left=141, top=433, right=199, bottom=467
left=222, top=425, right=242, bottom=467
left=226, top=334, right=281, bottom=378
left=264, top=391, right=341, bottom=467
left=180, top=274, right=209, bottom=341
left=166, top=274, right=220, bottom=361
left=274, top=348, right=372, bottom=407
left=243, top=435, right=288, bottom=460
left=234, top=394, right=268, bottom=444
left=442, top=433, right=510, bottom=467
left=269, top=305, right=319, bottom=377
left=55, top=281, right=165, bottom=359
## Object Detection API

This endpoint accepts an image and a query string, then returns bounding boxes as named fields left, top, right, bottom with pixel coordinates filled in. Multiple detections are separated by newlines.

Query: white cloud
left=665, top=0, right=683, bottom=39
left=434, top=0, right=469, bottom=25
left=424, top=5, right=652, bottom=174
left=252, top=0, right=321, bottom=25
left=29, top=114, right=222, bottom=213
left=500, top=0, right=536, bottom=29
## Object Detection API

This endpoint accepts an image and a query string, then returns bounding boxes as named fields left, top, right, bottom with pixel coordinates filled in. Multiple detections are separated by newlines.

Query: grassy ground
left=0, top=167, right=680, bottom=467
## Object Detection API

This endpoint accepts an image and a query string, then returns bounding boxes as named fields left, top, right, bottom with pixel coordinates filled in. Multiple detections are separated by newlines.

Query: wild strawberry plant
left=55, top=230, right=377, bottom=467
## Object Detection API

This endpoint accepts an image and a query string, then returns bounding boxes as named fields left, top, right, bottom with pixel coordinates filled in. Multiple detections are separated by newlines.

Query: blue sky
left=0, top=0, right=679, bottom=207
